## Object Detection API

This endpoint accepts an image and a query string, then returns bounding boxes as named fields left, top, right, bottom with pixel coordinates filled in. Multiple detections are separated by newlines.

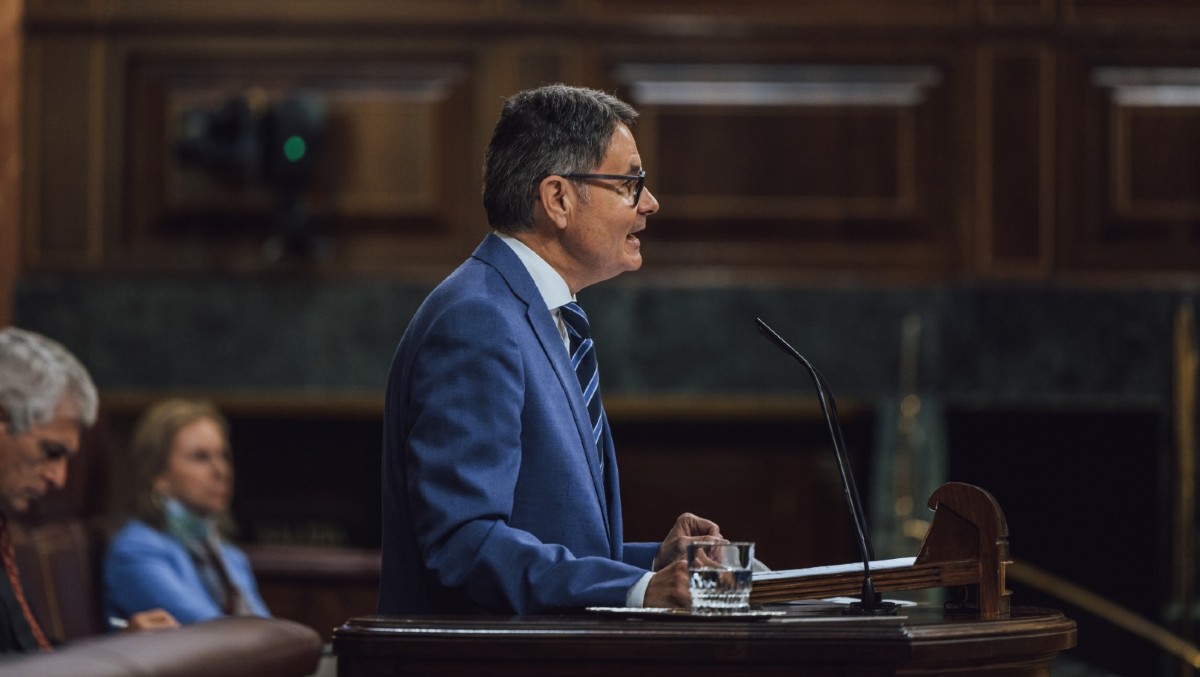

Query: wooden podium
left=333, top=607, right=1076, bottom=676
left=334, top=483, right=1076, bottom=675
left=752, top=482, right=1013, bottom=619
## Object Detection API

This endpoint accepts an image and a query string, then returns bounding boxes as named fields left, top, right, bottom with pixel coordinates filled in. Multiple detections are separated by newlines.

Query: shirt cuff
left=625, top=571, right=655, bottom=607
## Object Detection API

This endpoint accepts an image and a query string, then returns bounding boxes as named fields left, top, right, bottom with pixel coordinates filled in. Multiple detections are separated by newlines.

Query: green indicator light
left=283, top=135, right=307, bottom=162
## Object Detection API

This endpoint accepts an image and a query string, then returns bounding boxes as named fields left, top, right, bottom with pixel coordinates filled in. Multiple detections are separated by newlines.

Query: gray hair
left=482, top=84, right=638, bottom=232
left=0, top=327, right=98, bottom=435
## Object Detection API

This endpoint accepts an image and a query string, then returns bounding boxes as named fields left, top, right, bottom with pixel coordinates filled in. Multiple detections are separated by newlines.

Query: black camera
left=175, top=92, right=328, bottom=259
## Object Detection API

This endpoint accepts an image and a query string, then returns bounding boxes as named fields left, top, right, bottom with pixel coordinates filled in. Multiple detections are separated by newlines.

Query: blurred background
left=3, top=1, right=1200, bottom=674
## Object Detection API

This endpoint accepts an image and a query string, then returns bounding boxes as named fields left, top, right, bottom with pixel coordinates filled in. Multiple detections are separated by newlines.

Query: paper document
left=753, top=556, right=916, bottom=581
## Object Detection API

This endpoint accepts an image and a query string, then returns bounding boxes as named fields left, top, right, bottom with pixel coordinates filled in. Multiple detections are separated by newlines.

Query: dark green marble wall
left=14, top=274, right=1190, bottom=405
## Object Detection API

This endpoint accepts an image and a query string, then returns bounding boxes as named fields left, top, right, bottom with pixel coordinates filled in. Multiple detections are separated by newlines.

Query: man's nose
left=44, top=458, right=68, bottom=489
left=638, top=187, right=660, bottom=215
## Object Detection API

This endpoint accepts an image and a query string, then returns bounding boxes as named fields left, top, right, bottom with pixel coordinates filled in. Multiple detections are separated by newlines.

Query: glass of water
left=687, top=541, right=755, bottom=613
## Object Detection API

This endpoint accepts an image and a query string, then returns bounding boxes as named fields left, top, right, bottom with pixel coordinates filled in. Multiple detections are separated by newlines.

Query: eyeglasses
left=561, top=169, right=646, bottom=207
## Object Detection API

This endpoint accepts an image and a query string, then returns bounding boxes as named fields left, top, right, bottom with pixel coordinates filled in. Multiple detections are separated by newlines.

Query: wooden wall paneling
left=514, top=48, right=566, bottom=97
left=1, top=0, right=21, bottom=326
left=1063, top=0, right=1200, bottom=26
left=1055, top=46, right=1085, bottom=274
left=100, top=40, right=129, bottom=273
left=22, top=34, right=106, bottom=268
left=25, top=0, right=499, bottom=30
left=975, top=44, right=1055, bottom=276
left=247, top=544, right=381, bottom=642
left=1108, top=77, right=1200, bottom=221
left=19, top=0, right=1200, bottom=280
left=334, top=46, right=481, bottom=272
left=612, top=410, right=872, bottom=570
left=1064, top=63, right=1200, bottom=272
left=980, top=0, right=1056, bottom=24
left=609, top=61, right=960, bottom=275
left=507, top=36, right=595, bottom=94
left=17, top=10, right=39, bottom=270
left=23, top=0, right=973, bottom=31
left=470, top=42, right=520, bottom=244
left=587, top=0, right=974, bottom=27
left=118, top=40, right=477, bottom=273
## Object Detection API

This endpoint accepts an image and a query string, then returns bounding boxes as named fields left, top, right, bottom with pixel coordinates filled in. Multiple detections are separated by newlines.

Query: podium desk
left=333, top=605, right=1076, bottom=676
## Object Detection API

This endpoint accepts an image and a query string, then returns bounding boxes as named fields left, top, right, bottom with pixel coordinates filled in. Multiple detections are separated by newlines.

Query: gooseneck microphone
left=755, top=318, right=898, bottom=615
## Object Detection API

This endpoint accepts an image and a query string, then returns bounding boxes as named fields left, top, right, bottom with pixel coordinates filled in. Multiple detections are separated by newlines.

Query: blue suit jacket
left=379, top=234, right=659, bottom=614
left=103, top=519, right=270, bottom=625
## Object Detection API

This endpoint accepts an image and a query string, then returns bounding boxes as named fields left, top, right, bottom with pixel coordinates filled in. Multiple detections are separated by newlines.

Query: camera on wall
left=175, top=90, right=329, bottom=261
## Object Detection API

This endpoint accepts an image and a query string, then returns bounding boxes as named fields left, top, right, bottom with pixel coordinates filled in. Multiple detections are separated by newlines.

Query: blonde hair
left=119, top=399, right=232, bottom=531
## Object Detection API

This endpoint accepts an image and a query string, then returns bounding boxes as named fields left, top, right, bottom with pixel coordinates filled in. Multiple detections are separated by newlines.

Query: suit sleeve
left=621, top=542, right=659, bottom=570
left=103, top=527, right=224, bottom=625
left=400, top=298, right=646, bottom=613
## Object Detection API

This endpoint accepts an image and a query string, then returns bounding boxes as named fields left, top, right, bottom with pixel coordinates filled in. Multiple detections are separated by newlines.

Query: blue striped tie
left=561, top=302, right=606, bottom=467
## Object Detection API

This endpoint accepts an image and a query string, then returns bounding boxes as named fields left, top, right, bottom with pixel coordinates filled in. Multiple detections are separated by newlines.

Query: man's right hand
left=642, top=559, right=691, bottom=609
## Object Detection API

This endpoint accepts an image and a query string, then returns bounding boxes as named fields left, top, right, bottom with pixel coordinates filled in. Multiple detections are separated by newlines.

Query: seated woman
left=103, top=399, right=270, bottom=625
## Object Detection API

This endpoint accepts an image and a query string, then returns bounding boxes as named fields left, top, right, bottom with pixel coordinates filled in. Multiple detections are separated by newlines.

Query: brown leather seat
left=0, top=616, right=323, bottom=676
left=9, top=518, right=104, bottom=641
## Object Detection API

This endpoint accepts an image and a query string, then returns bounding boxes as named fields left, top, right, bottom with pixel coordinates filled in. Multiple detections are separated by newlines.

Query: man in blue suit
left=379, top=84, right=726, bottom=614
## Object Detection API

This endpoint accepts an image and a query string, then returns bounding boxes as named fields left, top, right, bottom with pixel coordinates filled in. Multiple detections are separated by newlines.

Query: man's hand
left=126, top=609, right=180, bottom=631
left=642, top=559, right=691, bottom=609
left=651, top=512, right=722, bottom=572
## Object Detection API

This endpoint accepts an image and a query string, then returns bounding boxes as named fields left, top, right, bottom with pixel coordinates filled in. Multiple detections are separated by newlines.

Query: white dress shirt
left=496, top=232, right=655, bottom=607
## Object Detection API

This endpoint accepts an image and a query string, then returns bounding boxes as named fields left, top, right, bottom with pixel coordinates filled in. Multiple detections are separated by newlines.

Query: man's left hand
left=651, top=512, right=723, bottom=571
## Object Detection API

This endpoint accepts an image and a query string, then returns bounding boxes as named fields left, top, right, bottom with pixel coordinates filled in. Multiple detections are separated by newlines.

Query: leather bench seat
left=0, top=616, right=322, bottom=676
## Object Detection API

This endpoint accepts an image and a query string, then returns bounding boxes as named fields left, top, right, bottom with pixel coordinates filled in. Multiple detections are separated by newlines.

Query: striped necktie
left=560, top=302, right=606, bottom=468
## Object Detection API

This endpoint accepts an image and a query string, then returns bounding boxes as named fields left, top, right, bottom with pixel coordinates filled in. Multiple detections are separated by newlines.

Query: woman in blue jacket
left=103, top=399, right=269, bottom=626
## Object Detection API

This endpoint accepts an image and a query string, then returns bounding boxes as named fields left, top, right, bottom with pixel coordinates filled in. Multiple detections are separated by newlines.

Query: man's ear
left=536, top=175, right=573, bottom=230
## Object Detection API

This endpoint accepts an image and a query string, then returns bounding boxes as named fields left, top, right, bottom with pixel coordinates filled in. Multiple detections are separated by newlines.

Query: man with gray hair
left=0, top=328, right=98, bottom=517
left=0, top=327, right=175, bottom=653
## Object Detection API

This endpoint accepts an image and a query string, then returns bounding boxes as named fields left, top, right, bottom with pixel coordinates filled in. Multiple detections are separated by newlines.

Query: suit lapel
left=472, top=235, right=612, bottom=532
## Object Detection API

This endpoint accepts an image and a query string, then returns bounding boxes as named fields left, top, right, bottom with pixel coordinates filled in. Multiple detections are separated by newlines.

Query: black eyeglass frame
left=561, top=169, right=646, bottom=206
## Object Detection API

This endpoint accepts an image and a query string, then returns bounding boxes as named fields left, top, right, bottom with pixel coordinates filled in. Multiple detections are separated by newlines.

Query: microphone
left=755, top=317, right=898, bottom=615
